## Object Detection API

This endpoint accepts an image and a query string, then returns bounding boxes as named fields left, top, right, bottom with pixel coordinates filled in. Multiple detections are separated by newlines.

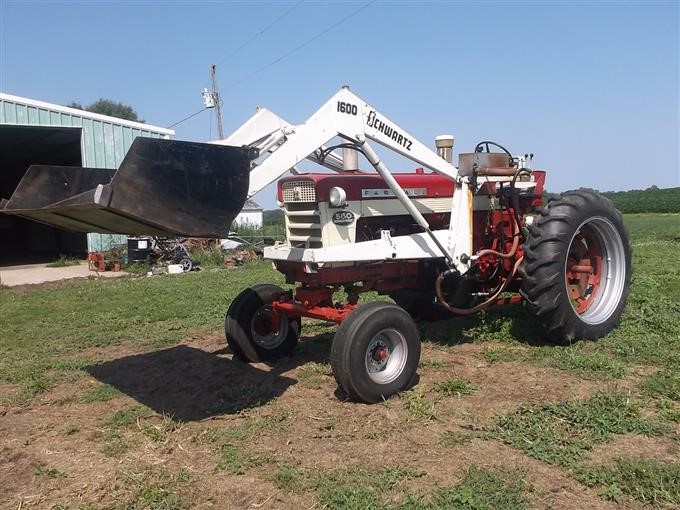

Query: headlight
left=329, top=186, right=347, bottom=207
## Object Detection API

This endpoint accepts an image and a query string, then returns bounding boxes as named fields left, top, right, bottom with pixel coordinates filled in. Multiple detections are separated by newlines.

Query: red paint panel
left=279, top=173, right=455, bottom=202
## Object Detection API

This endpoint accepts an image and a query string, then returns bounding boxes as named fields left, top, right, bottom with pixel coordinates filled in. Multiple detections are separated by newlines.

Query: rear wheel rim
left=565, top=217, right=626, bottom=325
left=251, top=305, right=289, bottom=350
left=364, top=329, right=408, bottom=384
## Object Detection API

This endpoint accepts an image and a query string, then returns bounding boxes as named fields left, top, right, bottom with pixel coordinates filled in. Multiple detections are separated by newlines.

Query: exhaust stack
left=435, top=135, right=455, bottom=163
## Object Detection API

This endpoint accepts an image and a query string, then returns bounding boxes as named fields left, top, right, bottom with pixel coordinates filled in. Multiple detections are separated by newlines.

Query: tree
left=66, top=99, right=144, bottom=123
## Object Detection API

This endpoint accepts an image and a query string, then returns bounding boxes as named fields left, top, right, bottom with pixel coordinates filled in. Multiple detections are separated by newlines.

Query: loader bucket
left=0, top=138, right=256, bottom=238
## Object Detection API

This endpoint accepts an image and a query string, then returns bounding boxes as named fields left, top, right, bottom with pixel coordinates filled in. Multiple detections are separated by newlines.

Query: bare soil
left=0, top=333, right=669, bottom=509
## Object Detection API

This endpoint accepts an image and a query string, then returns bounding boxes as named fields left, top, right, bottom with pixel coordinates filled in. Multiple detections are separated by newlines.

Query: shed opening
left=0, top=125, right=87, bottom=265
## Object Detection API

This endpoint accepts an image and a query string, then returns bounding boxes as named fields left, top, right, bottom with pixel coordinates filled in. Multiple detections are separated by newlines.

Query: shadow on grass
left=418, top=303, right=550, bottom=347
left=86, top=333, right=332, bottom=422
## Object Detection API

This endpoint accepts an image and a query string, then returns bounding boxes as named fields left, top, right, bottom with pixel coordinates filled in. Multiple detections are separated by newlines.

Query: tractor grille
left=281, top=180, right=316, bottom=203
left=283, top=202, right=323, bottom=249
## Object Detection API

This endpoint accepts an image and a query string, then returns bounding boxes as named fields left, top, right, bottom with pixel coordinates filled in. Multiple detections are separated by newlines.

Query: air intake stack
left=435, top=135, right=455, bottom=163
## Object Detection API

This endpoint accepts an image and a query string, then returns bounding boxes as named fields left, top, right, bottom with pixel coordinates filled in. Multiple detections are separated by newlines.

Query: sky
left=1, top=0, right=678, bottom=209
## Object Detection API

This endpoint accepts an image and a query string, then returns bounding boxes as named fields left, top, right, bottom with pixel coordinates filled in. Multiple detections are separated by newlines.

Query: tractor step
left=0, top=138, right=256, bottom=238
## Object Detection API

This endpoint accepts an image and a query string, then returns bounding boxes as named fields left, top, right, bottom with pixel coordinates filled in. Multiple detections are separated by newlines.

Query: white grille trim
left=282, top=181, right=316, bottom=203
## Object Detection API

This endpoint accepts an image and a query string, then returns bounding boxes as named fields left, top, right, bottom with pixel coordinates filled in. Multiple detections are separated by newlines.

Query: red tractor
left=220, top=88, right=631, bottom=403
left=2, top=87, right=631, bottom=404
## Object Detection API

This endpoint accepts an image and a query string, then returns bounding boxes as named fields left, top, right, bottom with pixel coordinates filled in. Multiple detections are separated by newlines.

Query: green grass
left=403, top=390, right=436, bottom=420
left=191, top=246, right=225, bottom=268
left=1, top=213, right=679, bottom=507
left=434, top=378, right=477, bottom=397
left=139, top=414, right=182, bottom=442
left=104, top=406, right=151, bottom=428
left=216, top=444, right=263, bottom=475
left=526, top=346, right=627, bottom=380
left=576, top=458, right=680, bottom=506
left=63, top=424, right=78, bottom=436
left=195, top=408, right=290, bottom=445
left=80, top=383, right=122, bottom=403
left=273, top=464, right=424, bottom=509
left=3, top=373, right=54, bottom=406
left=114, top=468, right=193, bottom=510
left=0, top=259, right=282, bottom=403
left=95, top=406, right=151, bottom=457
left=490, top=391, right=671, bottom=468
left=46, top=256, right=81, bottom=268
left=655, top=399, right=680, bottom=423
left=641, top=370, right=680, bottom=401
left=438, top=430, right=475, bottom=448
left=297, top=362, right=333, bottom=388
left=195, top=408, right=290, bottom=474
left=272, top=464, right=305, bottom=494
left=419, top=358, right=446, bottom=369
left=481, top=346, right=516, bottom=364
left=272, top=464, right=530, bottom=510
left=406, top=466, right=531, bottom=510
left=34, top=464, right=67, bottom=478
left=100, top=438, right=129, bottom=457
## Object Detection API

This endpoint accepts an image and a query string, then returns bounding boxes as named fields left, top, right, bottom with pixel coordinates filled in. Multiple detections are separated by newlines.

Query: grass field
left=1, top=213, right=678, bottom=509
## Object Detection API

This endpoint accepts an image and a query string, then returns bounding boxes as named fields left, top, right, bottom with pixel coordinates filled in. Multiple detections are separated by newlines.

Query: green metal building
left=0, top=92, right=174, bottom=264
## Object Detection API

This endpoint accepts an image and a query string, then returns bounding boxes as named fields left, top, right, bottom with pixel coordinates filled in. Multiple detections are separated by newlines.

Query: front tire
left=520, top=190, right=632, bottom=343
left=331, top=302, right=421, bottom=403
left=225, top=284, right=299, bottom=362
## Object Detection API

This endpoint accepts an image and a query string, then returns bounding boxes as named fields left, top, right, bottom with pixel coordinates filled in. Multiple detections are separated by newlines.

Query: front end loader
left=2, top=87, right=632, bottom=404
left=1, top=138, right=256, bottom=237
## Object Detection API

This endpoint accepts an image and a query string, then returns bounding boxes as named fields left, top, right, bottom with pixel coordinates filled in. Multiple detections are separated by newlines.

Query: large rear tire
left=520, top=190, right=631, bottom=344
left=225, top=284, right=299, bottom=362
left=331, top=302, right=421, bottom=403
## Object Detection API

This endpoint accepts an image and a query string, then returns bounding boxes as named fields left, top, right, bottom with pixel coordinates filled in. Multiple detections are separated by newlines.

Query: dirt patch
left=0, top=332, right=658, bottom=509
left=420, top=342, right=602, bottom=420
left=586, top=434, right=680, bottom=466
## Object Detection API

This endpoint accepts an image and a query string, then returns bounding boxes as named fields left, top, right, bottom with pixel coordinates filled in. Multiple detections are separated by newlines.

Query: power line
left=214, top=0, right=303, bottom=67
left=168, top=107, right=209, bottom=129
left=224, top=0, right=375, bottom=90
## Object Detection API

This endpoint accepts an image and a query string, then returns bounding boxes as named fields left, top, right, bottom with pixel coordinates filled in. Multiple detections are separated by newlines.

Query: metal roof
left=0, top=92, right=174, bottom=170
left=243, top=199, right=262, bottom=210
left=0, top=93, right=173, bottom=135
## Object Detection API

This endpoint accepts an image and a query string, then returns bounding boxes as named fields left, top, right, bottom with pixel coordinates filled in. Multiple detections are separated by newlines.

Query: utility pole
left=210, top=64, right=224, bottom=139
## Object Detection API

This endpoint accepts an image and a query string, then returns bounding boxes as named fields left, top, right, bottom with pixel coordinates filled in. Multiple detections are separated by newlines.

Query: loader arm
left=240, top=87, right=460, bottom=194
left=211, top=106, right=352, bottom=193
left=220, top=86, right=473, bottom=271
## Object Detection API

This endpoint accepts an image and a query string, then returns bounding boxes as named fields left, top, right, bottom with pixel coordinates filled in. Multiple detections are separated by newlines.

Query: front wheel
left=331, top=302, right=421, bottom=403
left=225, top=284, right=299, bottom=362
left=520, top=190, right=632, bottom=343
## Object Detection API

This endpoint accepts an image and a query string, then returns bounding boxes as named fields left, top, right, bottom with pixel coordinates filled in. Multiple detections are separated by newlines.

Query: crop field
left=1, top=213, right=678, bottom=509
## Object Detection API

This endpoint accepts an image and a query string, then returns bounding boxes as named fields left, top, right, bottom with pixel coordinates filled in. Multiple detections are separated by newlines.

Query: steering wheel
left=474, top=141, right=514, bottom=167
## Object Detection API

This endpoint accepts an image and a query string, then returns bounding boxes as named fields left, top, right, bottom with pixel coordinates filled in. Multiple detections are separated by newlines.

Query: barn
left=0, top=93, right=174, bottom=265
left=233, top=199, right=263, bottom=229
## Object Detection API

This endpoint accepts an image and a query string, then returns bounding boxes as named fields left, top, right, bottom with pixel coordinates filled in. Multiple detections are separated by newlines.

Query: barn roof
left=242, top=199, right=262, bottom=211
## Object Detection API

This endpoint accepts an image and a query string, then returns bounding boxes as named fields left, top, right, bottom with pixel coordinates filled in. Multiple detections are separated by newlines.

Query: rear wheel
left=225, top=284, right=299, bottom=362
left=331, top=302, right=421, bottom=403
left=520, top=190, right=631, bottom=343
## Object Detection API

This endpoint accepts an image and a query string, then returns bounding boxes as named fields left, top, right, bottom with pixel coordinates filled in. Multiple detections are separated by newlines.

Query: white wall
left=234, top=211, right=263, bottom=229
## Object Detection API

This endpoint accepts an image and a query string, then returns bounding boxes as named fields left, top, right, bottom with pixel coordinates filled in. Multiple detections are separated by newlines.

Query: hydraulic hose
left=435, top=256, right=524, bottom=315
left=475, top=206, right=521, bottom=260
